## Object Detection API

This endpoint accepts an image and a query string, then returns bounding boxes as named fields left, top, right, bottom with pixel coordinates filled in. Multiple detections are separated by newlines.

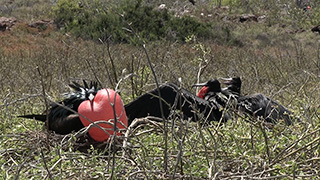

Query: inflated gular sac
left=78, top=89, right=128, bottom=142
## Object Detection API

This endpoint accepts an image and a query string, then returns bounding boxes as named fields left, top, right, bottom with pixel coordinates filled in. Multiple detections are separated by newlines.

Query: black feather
left=125, top=82, right=228, bottom=125
left=19, top=80, right=101, bottom=134
left=83, top=79, right=89, bottom=89
left=68, top=84, right=78, bottom=91
left=238, top=93, right=293, bottom=125
left=18, top=114, right=46, bottom=122
left=221, top=77, right=294, bottom=125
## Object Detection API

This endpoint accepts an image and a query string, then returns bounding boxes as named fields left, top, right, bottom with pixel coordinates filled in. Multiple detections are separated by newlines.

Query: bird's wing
left=48, top=113, right=83, bottom=135
left=125, top=83, right=224, bottom=125
left=238, top=93, right=293, bottom=125
left=18, top=96, right=85, bottom=135
left=47, top=97, right=85, bottom=134
left=18, top=80, right=101, bottom=135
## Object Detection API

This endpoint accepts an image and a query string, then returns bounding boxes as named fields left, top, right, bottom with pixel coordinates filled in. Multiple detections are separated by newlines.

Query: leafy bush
left=168, top=15, right=212, bottom=41
left=52, top=0, right=123, bottom=41
left=52, top=0, right=213, bottom=43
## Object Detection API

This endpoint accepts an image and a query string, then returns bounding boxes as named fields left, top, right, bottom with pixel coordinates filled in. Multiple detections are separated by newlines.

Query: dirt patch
left=0, top=16, right=55, bottom=32
left=0, top=17, right=60, bottom=55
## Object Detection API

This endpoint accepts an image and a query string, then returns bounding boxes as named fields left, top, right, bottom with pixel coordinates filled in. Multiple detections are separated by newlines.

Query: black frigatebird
left=19, top=81, right=99, bottom=134
left=19, top=80, right=128, bottom=142
left=124, top=79, right=230, bottom=124
left=220, top=76, right=241, bottom=98
left=221, top=77, right=294, bottom=125
left=19, top=79, right=229, bottom=136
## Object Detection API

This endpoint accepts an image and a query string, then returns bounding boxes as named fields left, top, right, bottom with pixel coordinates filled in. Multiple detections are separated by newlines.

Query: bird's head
left=220, top=77, right=241, bottom=95
left=86, top=86, right=98, bottom=102
left=68, top=80, right=100, bottom=102
left=193, top=79, right=221, bottom=99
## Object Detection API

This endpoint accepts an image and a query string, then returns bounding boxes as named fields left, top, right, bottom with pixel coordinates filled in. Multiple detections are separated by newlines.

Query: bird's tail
left=18, top=114, right=47, bottom=122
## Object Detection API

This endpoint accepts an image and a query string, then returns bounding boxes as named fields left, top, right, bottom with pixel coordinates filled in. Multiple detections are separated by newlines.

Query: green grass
left=1, top=0, right=320, bottom=179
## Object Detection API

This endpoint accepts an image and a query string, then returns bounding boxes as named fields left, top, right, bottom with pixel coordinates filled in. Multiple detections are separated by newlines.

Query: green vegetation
left=52, top=0, right=213, bottom=43
left=1, top=0, right=320, bottom=179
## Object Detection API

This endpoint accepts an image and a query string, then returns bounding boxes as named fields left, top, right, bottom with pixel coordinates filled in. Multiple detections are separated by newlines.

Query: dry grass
left=1, top=29, right=320, bottom=178
left=1, top=0, right=320, bottom=179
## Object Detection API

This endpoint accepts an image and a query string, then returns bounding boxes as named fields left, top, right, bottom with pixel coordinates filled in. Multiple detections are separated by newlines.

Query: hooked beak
left=192, top=82, right=208, bottom=87
left=88, top=93, right=95, bottom=111
left=88, top=93, right=95, bottom=102
left=219, top=77, right=233, bottom=85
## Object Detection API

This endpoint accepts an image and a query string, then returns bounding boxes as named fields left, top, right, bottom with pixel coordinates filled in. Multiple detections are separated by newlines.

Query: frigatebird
left=19, top=80, right=128, bottom=142
left=220, top=77, right=294, bottom=125
left=124, top=79, right=230, bottom=124
left=221, top=77, right=241, bottom=98
left=19, top=80, right=99, bottom=134
left=19, top=79, right=228, bottom=136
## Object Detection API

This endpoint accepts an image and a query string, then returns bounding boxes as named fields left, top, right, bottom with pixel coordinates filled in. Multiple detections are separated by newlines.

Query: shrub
left=52, top=0, right=214, bottom=43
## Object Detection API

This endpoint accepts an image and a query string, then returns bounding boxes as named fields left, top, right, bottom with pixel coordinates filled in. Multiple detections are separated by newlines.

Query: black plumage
left=219, top=77, right=242, bottom=110
left=311, top=25, right=320, bottom=33
left=237, top=93, right=293, bottom=125
left=125, top=80, right=229, bottom=125
left=221, top=77, right=241, bottom=98
left=221, top=77, right=294, bottom=125
left=189, top=0, right=195, bottom=5
left=19, top=80, right=100, bottom=134
left=22, top=80, right=228, bottom=134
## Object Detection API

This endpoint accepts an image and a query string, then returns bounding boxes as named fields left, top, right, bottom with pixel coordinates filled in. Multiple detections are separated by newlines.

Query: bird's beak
left=88, top=93, right=95, bottom=110
left=192, top=82, right=208, bottom=87
left=219, top=77, right=233, bottom=85
left=88, top=93, right=95, bottom=102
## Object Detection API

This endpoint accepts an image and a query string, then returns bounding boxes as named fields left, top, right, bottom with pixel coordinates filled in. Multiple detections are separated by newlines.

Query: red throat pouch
left=78, top=89, right=128, bottom=142
left=197, top=86, right=209, bottom=99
